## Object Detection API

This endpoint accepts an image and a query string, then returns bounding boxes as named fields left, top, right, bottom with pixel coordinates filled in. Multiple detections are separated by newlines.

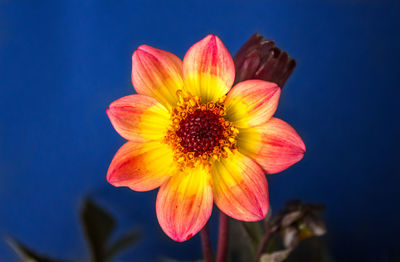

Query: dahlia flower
left=106, top=35, right=305, bottom=242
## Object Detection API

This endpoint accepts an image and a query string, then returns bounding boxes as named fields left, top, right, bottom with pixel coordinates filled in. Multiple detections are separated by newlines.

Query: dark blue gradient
left=0, top=0, right=399, bottom=261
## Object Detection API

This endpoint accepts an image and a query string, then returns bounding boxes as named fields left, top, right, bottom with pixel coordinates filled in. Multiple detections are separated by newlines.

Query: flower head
left=106, top=35, right=305, bottom=242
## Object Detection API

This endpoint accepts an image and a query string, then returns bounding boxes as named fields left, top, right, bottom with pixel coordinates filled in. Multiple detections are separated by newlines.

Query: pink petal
left=156, top=167, right=213, bottom=242
left=132, top=45, right=183, bottom=109
left=225, top=80, right=281, bottom=128
left=107, top=141, right=177, bottom=191
left=106, top=94, right=170, bottom=142
left=238, top=118, right=306, bottom=174
left=183, top=34, right=235, bottom=102
left=212, top=152, right=269, bottom=221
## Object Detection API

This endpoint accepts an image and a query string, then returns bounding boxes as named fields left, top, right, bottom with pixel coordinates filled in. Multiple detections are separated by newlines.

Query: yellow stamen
left=163, top=90, right=239, bottom=169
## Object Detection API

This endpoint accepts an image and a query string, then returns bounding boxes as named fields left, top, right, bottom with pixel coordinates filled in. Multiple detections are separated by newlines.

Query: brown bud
left=233, top=33, right=296, bottom=88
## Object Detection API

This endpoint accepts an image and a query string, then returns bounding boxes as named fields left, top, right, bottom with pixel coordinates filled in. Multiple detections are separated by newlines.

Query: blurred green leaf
left=241, top=221, right=264, bottom=251
left=106, top=230, right=142, bottom=260
left=81, top=198, right=115, bottom=262
left=229, top=220, right=256, bottom=262
left=81, top=198, right=142, bottom=262
left=7, top=198, right=140, bottom=262
left=7, top=237, right=65, bottom=262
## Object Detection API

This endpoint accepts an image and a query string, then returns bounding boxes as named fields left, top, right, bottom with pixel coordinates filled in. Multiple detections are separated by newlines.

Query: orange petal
left=156, top=167, right=213, bottom=242
left=107, top=141, right=177, bottom=191
left=106, top=95, right=170, bottom=142
left=212, top=152, right=269, bottom=221
left=183, top=35, right=235, bottom=103
left=225, top=80, right=281, bottom=128
left=132, top=45, right=184, bottom=109
left=238, top=118, right=306, bottom=174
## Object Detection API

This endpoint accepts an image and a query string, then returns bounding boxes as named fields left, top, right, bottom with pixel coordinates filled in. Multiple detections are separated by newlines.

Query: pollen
left=164, top=90, right=238, bottom=168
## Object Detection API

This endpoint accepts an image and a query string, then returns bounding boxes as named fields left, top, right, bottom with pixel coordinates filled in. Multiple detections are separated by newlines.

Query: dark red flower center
left=176, top=109, right=225, bottom=156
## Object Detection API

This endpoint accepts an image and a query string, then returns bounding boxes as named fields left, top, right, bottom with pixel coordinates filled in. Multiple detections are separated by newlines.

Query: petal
left=212, top=152, right=269, bottom=221
left=238, top=118, right=306, bottom=174
left=132, top=45, right=184, bottom=109
left=183, top=35, right=235, bottom=103
left=107, top=94, right=170, bottom=142
left=156, top=166, right=213, bottom=242
left=107, top=141, right=177, bottom=191
left=225, top=80, right=281, bottom=128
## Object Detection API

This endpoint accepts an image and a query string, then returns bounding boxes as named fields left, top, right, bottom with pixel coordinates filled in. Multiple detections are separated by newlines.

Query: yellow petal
left=225, top=80, right=281, bottom=128
left=156, top=166, right=213, bottom=242
left=107, top=94, right=170, bottom=142
left=238, top=118, right=306, bottom=174
left=107, top=140, right=177, bottom=191
left=132, top=45, right=184, bottom=109
left=212, top=152, right=269, bottom=221
left=183, top=35, right=235, bottom=103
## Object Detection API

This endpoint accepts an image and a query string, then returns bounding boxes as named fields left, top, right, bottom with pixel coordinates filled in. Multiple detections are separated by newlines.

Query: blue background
left=1, top=0, right=399, bottom=261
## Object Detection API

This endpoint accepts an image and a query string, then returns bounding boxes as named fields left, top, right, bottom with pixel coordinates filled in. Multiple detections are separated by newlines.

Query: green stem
left=254, top=227, right=272, bottom=262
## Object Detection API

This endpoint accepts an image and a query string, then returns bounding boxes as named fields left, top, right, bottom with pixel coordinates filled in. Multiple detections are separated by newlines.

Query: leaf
left=7, top=237, right=65, bottom=262
left=81, top=198, right=116, bottom=262
left=105, top=230, right=142, bottom=260
left=229, top=220, right=256, bottom=262
left=260, top=249, right=292, bottom=262
left=241, top=221, right=264, bottom=251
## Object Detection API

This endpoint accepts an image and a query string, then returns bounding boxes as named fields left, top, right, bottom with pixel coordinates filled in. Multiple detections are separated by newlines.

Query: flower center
left=164, top=90, right=238, bottom=168
left=176, top=109, right=225, bottom=156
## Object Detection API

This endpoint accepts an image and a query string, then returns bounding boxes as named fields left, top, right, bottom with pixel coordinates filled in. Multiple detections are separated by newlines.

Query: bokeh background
left=1, top=0, right=399, bottom=261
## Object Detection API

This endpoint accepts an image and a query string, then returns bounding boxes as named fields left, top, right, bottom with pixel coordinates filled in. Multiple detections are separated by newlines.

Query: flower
left=106, top=35, right=306, bottom=242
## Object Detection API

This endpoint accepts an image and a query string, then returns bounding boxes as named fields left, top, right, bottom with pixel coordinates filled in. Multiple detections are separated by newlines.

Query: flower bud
left=233, top=33, right=296, bottom=88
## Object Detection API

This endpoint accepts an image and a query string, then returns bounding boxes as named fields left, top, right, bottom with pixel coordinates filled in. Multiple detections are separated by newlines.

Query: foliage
left=7, top=198, right=141, bottom=262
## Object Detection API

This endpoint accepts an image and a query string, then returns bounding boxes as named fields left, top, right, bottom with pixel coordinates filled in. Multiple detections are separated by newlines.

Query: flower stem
left=253, top=227, right=272, bottom=262
left=200, top=224, right=214, bottom=262
left=216, top=212, right=229, bottom=262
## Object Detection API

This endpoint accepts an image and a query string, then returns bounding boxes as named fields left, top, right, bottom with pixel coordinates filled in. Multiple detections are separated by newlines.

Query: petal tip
left=204, top=33, right=217, bottom=40
left=300, top=141, right=306, bottom=154
left=205, top=34, right=224, bottom=49
left=271, top=83, right=281, bottom=96
left=136, top=44, right=156, bottom=55
left=132, top=46, right=145, bottom=59
left=105, top=108, right=115, bottom=125
left=106, top=105, right=116, bottom=116
left=196, top=34, right=226, bottom=52
left=259, top=80, right=280, bottom=94
left=169, top=232, right=194, bottom=242
left=243, top=198, right=269, bottom=222
left=273, top=82, right=281, bottom=91
left=137, top=44, right=151, bottom=51
left=132, top=45, right=154, bottom=61
left=106, top=163, right=121, bottom=186
left=295, top=140, right=306, bottom=163
left=106, top=169, right=116, bottom=185
left=292, top=131, right=306, bottom=156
